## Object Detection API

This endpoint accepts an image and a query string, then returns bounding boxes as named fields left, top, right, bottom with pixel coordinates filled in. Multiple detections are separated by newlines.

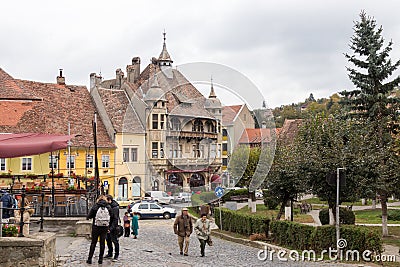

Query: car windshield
left=173, top=193, right=179, bottom=196
left=162, top=192, right=169, bottom=197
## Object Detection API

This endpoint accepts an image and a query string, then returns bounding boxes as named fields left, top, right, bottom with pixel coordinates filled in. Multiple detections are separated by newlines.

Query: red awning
left=211, top=174, right=221, bottom=183
left=0, top=133, right=72, bottom=158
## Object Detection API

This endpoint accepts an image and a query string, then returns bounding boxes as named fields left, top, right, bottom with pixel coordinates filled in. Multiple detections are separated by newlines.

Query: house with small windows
left=90, top=33, right=223, bottom=197
left=0, top=68, right=115, bottom=192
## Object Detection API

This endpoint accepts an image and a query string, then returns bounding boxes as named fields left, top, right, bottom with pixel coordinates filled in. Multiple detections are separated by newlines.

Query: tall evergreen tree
left=341, top=11, right=400, bottom=236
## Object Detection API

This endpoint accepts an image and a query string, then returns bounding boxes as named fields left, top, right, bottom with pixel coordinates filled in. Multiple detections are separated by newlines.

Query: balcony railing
left=167, top=130, right=218, bottom=139
left=168, top=158, right=221, bottom=167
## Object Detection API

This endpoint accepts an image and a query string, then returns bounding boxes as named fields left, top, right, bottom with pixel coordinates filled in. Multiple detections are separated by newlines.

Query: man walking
left=194, top=213, right=211, bottom=257
left=105, top=195, right=120, bottom=262
left=173, top=207, right=193, bottom=256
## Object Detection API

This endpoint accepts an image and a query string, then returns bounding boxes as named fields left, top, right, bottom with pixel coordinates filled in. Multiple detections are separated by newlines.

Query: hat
left=182, top=208, right=188, bottom=211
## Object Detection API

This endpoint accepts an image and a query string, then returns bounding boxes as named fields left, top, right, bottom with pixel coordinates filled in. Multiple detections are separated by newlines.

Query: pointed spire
left=209, top=76, right=216, bottom=98
left=262, top=100, right=266, bottom=108
left=158, top=30, right=173, bottom=64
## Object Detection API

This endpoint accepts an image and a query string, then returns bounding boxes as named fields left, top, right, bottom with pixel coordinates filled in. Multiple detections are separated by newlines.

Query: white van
left=145, top=191, right=174, bottom=204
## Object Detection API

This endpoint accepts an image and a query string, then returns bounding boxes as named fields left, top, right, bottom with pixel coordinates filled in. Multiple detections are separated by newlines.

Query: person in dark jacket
left=0, top=190, right=13, bottom=219
left=86, top=195, right=113, bottom=265
left=104, top=195, right=120, bottom=262
left=173, top=207, right=193, bottom=256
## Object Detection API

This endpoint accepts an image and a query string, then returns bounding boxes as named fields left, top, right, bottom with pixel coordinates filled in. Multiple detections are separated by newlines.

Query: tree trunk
left=276, top=200, right=286, bottom=220
left=381, top=195, right=389, bottom=237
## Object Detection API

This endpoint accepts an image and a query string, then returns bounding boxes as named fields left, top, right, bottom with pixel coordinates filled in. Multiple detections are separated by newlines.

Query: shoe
left=86, top=259, right=92, bottom=264
left=184, top=254, right=188, bottom=256
left=201, top=254, right=205, bottom=257
left=98, top=259, right=103, bottom=264
left=112, top=258, right=118, bottom=262
left=134, top=236, right=137, bottom=239
left=104, top=254, right=112, bottom=259
left=180, top=251, right=183, bottom=255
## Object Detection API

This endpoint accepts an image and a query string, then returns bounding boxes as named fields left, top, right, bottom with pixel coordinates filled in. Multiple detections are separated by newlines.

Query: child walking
left=131, top=212, right=139, bottom=239
left=123, top=212, right=130, bottom=237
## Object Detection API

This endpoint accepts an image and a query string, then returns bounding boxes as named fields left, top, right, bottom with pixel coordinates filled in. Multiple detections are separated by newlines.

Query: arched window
left=190, top=173, right=205, bottom=189
left=222, top=129, right=228, bottom=136
left=152, top=180, right=159, bottom=191
left=171, top=117, right=181, bottom=131
left=118, top=177, right=128, bottom=200
left=132, top=176, right=141, bottom=197
left=192, top=119, right=203, bottom=132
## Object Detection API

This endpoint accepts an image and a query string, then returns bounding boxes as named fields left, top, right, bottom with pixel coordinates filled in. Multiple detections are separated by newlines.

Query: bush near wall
left=214, top=207, right=270, bottom=236
left=270, top=220, right=382, bottom=254
left=319, top=208, right=355, bottom=225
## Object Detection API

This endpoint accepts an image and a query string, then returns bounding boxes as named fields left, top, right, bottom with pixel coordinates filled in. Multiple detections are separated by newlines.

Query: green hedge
left=319, top=208, right=355, bottom=225
left=387, top=210, right=400, bottom=221
left=262, top=189, right=280, bottom=210
left=270, top=220, right=382, bottom=254
left=214, top=207, right=270, bottom=236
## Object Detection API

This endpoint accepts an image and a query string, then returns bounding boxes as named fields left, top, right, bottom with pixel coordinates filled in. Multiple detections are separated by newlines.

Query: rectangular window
left=222, top=158, right=228, bottom=166
left=131, top=148, right=138, bottom=162
left=123, top=148, right=129, bottom=162
left=210, top=144, right=217, bottom=159
left=222, top=143, right=228, bottom=151
left=160, top=114, right=165, bottom=129
left=66, top=155, right=75, bottom=169
left=152, top=142, right=158, bottom=158
left=49, top=155, right=58, bottom=169
left=102, top=155, right=110, bottom=168
left=217, top=144, right=221, bottom=157
left=22, top=157, right=32, bottom=171
left=160, top=142, right=164, bottom=158
left=0, top=158, right=6, bottom=171
left=86, top=155, right=94, bottom=168
left=179, top=145, right=182, bottom=158
left=152, top=114, right=158, bottom=129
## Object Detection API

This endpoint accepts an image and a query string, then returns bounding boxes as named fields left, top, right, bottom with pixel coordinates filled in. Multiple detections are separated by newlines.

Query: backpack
left=95, top=206, right=110, bottom=227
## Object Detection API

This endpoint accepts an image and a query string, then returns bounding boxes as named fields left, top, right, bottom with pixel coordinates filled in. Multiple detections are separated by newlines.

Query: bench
left=230, top=195, right=248, bottom=203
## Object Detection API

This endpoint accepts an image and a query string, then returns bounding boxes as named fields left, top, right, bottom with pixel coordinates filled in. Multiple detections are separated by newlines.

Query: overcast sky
left=2, top=0, right=400, bottom=108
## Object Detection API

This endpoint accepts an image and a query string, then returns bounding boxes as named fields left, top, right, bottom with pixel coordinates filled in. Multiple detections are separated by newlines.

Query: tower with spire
left=158, top=31, right=173, bottom=68
left=204, top=77, right=222, bottom=122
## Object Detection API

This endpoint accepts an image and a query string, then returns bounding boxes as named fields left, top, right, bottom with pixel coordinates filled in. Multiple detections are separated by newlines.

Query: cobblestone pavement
left=58, top=218, right=358, bottom=267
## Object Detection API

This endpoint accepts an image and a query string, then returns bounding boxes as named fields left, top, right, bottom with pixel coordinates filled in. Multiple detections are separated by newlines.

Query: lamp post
left=50, top=151, right=55, bottom=217
left=336, top=167, right=345, bottom=249
left=93, top=112, right=100, bottom=199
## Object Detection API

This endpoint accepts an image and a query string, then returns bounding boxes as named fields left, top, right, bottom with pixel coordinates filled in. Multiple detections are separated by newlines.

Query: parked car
left=127, top=199, right=156, bottom=212
left=173, top=192, right=191, bottom=203
left=115, top=197, right=131, bottom=208
left=145, top=191, right=174, bottom=204
left=130, top=202, right=176, bottom=219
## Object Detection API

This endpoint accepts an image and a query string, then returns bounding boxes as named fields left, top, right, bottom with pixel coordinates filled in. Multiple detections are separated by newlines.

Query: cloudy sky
left=2, top=0, right=400, bottom=108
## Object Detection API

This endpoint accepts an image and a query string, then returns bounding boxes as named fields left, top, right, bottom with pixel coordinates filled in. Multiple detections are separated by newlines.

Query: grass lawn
left=237, top=204, right=314, bottom=224
left=354, top=209, right=400, bottom=224
left=303, top=197, right=398, bottom=207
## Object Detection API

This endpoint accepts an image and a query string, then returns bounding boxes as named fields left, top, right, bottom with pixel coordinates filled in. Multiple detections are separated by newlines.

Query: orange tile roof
left=0, top=69, right=114, bottom=148
left=238, top=128, right=276, bottom=144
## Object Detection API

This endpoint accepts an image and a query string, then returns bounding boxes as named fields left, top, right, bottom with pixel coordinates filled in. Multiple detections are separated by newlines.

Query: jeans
left=106, top=230, right=120, bottom=258
left=88, top=225, right=108, bottom=261
left=199, top=239, right=207, bottom=256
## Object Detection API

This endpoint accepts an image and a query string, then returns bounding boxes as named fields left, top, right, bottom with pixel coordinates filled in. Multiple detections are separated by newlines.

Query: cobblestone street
left=58, top=217, right=356, bottom=267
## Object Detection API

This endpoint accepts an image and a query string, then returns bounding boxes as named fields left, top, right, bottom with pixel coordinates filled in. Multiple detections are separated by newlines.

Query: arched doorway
left=190, top=173, right=205, bottom=190
left=132, top=176, right=141, bottom=197
left=167, top=173, right=183, bottom=193
left=118, top=177, right=128, bottom=199
left=152, top=179, right=159, bottom=191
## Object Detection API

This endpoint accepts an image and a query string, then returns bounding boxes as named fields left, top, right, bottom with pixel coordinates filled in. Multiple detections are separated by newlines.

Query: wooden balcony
left=167, top=130, right=218, bottom=139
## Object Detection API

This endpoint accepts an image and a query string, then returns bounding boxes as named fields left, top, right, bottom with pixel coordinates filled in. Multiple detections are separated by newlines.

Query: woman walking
left=194, top=213, right=211, bottom=257
left=131, top=212, right=139, bottom=239
left=86, top=195, right=113, bottom=265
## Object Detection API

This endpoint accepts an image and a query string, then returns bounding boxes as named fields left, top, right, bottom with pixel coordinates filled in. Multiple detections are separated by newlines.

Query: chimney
left=90, top=73, right=96, bottom=90
left=57, top=69, right=65, bottom=85
left=126, top=57, right=141, bottom=83
left=261, top=121, right=267, bottom=129
left=115, top=68, right=124, bottom=89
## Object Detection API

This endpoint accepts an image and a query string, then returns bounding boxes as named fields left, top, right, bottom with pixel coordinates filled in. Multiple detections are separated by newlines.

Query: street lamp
left=336, top=167, right=345, bottom=249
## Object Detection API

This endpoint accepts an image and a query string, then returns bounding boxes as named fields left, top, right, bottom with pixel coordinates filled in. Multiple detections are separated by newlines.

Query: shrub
left=319, top=208, right=355, bottom=225
left=214, top=207, right=270, bottom=236
left=262, top=190, right=280, bottom=210
left=270, top=220, right=382, bottom=254
left=387, top=210, right=400, bottom=221
left=191, top=192, right=216, bottom=206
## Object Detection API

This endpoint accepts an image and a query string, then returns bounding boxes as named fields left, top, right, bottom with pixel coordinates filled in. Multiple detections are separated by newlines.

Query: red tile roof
left=238, top=128, right=276, bottom=144
left=222, top=105, right=243, bottom=125
left=0, top=69, right=114, bottom=148
left=278, top=119, right=303, bottom=143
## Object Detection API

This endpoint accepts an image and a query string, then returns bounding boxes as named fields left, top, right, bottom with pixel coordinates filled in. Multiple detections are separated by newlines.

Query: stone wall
left=0, top=232, right=56, bottom=267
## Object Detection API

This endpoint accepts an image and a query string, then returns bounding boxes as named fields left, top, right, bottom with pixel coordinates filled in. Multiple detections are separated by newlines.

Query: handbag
left=206, top=236, right=213, bottom=246
left=117, top=225, right=124, bottom=238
